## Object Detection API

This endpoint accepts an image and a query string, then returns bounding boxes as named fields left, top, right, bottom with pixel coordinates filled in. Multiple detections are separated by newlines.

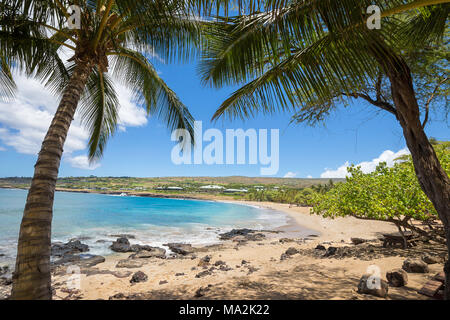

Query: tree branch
left=343, top=92, right=398, bottom=118
left=422, top=77, right=448, bottom=128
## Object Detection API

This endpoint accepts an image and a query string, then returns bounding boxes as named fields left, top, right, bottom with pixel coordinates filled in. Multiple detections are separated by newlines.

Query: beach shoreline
left=49, top=202, right=445, bottom=300
left=1, top=191, right=446, bottom=301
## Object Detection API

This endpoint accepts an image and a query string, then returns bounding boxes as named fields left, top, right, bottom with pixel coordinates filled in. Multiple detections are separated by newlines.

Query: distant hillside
left=0, top=176, right=344, bottom=189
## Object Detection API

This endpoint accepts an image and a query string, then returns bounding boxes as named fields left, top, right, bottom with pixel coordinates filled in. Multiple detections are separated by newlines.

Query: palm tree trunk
left=386, top=60, right=450, bottom=300
left=11, top=62, right=92, bottom=300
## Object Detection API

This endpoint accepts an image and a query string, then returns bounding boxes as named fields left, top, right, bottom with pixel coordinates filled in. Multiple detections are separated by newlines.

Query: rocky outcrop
left=0, top=266, right=9, bottom=276
left=285, top=247, right=300, bottom=256
left=53, top=254, right=105, bottom=268
left=195, top=270, right=212, bottom=278
left=219, top=229, right=266, bottom=241
left=128, top=247, right=166, bottom=259
left=357, top=274, right=389, bottom=298
left=165, top=243, right=196, bottom=255
left=51, top=240, right=89, bottom=257
left=110, top=238, right=132, bottom=253
left=315, top=245, right=326, bottom=251
left=402, top=259, right=429, bottom=273
left=195, top=285, right=213, bottom=298
left=386, top=269, right=408, bottom=287
left=198, top=255, right=211, bottom=267
left=351, top=238, right=369, bottom=245
left=130, top=271, right=148, bottom=284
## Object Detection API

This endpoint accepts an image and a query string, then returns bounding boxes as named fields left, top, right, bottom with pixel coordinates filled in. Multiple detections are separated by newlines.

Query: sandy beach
left=26, top=200, right=443, bottom=300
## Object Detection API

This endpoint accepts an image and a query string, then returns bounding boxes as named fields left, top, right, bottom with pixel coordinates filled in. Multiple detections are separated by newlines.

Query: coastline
left=52, top=202, right=442, bottom=300
left=1, top=188, right=446, bottom=300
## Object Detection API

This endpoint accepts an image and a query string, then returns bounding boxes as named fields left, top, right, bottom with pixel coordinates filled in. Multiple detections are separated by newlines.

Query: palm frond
left=0, top=53, right=16, bottom=101
left=79, top=66, right=119, bottom=161
left=110, top=48, right=195, bottom=143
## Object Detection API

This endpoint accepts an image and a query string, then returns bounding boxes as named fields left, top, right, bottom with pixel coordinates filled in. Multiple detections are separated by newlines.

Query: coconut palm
left=198, top=0, right=450, bottom=298
left=0, top=0, right=226, bottom=300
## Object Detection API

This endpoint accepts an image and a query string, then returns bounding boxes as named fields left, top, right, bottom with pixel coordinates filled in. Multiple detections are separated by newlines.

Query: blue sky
left=0, top=57, right=448, bottom=179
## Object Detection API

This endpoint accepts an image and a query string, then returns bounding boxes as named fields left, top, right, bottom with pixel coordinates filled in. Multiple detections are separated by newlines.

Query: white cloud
left=0, top=146, right=5, bottom=151
left=320, top=148, right=410, bottom=178
left=284, top=172, right=298, bottom=178
left=66, top=155, right=101, bottom=170
left=306, top=175, right=313, bottom=179
left=0, top=72, right=148, bottom=170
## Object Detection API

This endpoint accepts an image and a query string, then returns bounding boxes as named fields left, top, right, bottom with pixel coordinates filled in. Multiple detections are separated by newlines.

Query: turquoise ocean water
left=0, top=188, right=291, bottom=268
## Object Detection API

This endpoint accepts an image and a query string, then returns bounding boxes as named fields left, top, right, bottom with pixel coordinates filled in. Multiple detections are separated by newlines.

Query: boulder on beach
left=351, top=238, right=369, bottom=245
left=219, top=229, right=266, bottom=241
left=402, top=259, right=429, bottom=273
left=357, top=274, right=389, bottom=298
left=51, top=240, right=89, bottom=257
left=324, top=247, right=338, bottom=257
left=130, top=271, right=148, bottom=284
left=0, top=266, right=9, bottom=276
left=53, top=254, right=105, bottom=268
left=128, top=247, right=166, bottom=259
left=386, top=269, right=408, bottom=287
left=110, top=238, right=132, bottom=253
left=198, top=255, right=211, bottom=267
left=196, top=270, right=212, bottom=278
left=285, top=247, right=300, bottom=256
left=165, top=243, right=195, bottom=255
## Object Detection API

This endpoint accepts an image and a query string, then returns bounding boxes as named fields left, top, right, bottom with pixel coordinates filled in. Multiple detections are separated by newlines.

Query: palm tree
left=0, top=0, right=222, bottom=300
left=199, top=0, right=450, bottom=298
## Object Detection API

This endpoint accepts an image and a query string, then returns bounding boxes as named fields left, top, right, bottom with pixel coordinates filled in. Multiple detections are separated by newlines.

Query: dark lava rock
left=109, top=234, right=136, bottom=239
left=219, top=265, right=232, bottom=272
left=315, top=245, right=326, bottom=251
left=198, top=255, right=211, bottom=267
left=351, top=238, right=369, bottom=245
left=130, top=271, right=148, bottom=284
left=51, top=240, right=89, bottom=257
left=214, top=260, right=226, bottom=266
left=386, top=269, right=408, bottom=287
left=110, top=238, right=132, bottom=253
left=279, top=238, right=295, bottom=244
left=175, top=273, right=185, bottom=277
left=195, top=285, right=213, bottom=298
left=128, top=247, right=166, bottom=259
left=159, top=280, right=168, bottom=285
left=219, top=229, right=266, bottom=241
left=402, top=259, right=429, bottom=273
left=165, top=243, right=195, bottom=255
left=357, top=274, right=389, bottom=298
left=324, top=247, right=338, bottom=257
left=79, top=255, right=106, bottom=268
left=195, top=270, right=212, bottom=278
left=0, top=266, right=9, bottom=276
left=285, top=247, right=300, bottom=256
left=53, top=254, right=105, bottom=268
left=241, top=260, right=249, bottom=265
